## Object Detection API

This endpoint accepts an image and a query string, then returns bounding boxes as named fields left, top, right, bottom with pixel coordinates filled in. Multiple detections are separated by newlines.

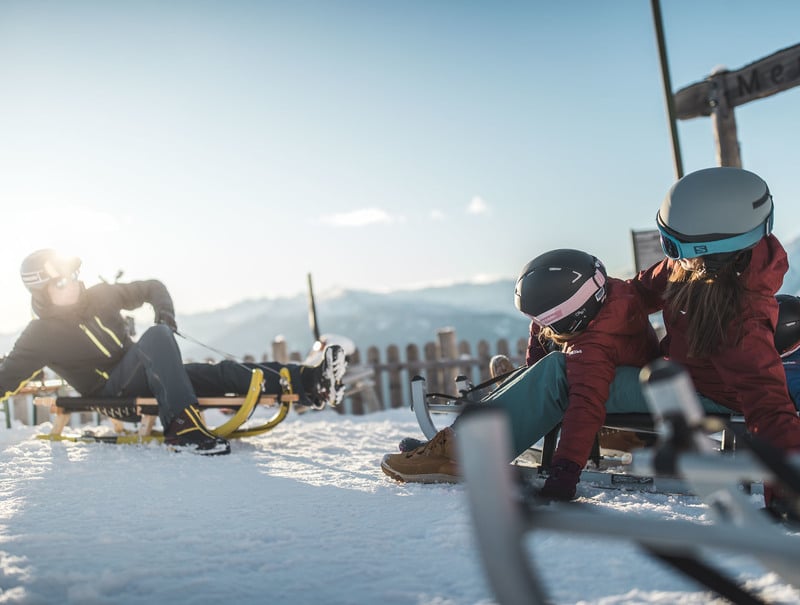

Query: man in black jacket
left=2, top=249, right=346, bottom=455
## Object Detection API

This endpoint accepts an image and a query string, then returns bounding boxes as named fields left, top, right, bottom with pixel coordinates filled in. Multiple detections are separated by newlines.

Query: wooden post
left=386, top=344, right=402, bottom=408
left=709, top=70, right=742, bottom=168
left=650, top=0, right=684, bottom=178
left=272, top=338, right=289, bottom=364
left=367, top=346, right=383, bottom=411
left=437, top=328, right=459, bottom=395
left=458, top=340, right=472, bottom=384
left=348, top=349, right=364, bottom=415
left=496, top=338, right=510, bottom=358
left=477, top=340, right=491, bottom=383
left=406, top=343, right=420, bottom=381
left=673, top=43, right=800, bottom=167
left=424, top=342, right=440, bottom=394
left=516, top=338, right=528, bottom=366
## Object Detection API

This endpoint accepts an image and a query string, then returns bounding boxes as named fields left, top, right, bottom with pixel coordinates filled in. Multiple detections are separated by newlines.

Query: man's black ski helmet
left=775, top=294, right=800, bottom=357
left=656, top=167, right=773, bottom=260
left=20, top=249, right=81, bottom=293
left=514, top=249, right=607, bottom=335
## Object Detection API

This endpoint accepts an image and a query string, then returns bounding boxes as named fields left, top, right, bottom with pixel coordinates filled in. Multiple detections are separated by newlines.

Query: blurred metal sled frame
left=457, top=360, right=800, bottom=605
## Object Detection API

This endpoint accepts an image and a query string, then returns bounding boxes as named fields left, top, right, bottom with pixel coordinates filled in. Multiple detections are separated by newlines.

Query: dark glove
left=764, top=484, right=800, bottom=527
left=155, top=309, right=178, bottom=332
left=540, top=458, right=582, bottom=501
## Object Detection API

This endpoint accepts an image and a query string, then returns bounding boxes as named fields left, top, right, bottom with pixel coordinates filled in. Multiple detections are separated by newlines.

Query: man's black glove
left=155, top=309, right=178, bottom=332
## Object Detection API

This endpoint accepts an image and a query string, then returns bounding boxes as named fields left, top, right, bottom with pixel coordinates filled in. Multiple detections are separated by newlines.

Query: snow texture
left=0, top=408, right=799, bottom=605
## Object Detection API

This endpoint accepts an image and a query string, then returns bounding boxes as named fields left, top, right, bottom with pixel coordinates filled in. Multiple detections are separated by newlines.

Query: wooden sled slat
left=34, top=368, right=297, bottom=443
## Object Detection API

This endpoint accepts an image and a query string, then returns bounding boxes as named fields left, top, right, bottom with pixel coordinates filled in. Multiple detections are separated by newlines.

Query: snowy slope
left=1, top=408, right=799, bottom=605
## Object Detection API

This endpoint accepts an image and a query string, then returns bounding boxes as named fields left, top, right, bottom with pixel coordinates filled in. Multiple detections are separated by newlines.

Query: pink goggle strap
left=532, top=267, right=606, bottom=327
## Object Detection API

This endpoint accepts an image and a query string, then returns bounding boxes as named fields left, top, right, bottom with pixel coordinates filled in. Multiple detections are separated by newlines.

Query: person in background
left=775, top=294, right=800, bottom=410
left=1, top=249, right=346, bottom=455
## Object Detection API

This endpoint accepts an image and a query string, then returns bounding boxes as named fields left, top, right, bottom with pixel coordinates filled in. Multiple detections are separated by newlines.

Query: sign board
left=674, top=43, right=800, bottom=119
left=631, top=229, right=665, bottom=273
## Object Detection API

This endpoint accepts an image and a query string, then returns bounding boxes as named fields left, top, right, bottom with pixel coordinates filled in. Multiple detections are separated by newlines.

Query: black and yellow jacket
left=0, top=280, right=174, bottom=400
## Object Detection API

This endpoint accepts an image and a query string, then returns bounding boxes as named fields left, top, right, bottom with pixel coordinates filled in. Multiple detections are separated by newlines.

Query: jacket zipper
left=79, top=323, right=112, bottom=358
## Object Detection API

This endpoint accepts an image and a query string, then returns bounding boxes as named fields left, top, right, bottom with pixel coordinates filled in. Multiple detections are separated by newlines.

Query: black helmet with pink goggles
left=514, top=249, right=607, bottom=335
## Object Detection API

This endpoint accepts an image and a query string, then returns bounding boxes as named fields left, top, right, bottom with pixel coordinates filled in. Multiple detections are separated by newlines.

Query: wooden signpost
left=635, top=5, right=799, bottom=271
left=673, top=42, right=800, bottom=168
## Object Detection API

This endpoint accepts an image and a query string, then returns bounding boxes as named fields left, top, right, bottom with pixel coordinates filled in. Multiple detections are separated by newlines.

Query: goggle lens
left=53, top=272, right=78, bottom=289
left=656, top=205, right=773, bottom=261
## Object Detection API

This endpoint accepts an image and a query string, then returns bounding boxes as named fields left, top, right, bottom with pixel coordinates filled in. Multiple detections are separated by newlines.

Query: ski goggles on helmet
left=52, top=273, right=79, bottom=289
left=529, top=267, right=606, bottom=334
left=22, top=257, right=81, bottom=291
left=656, top=205, right=774, bottom=261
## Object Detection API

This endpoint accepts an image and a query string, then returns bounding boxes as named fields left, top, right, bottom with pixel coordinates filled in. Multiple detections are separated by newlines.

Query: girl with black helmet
left=382, top=248, right=661, bottom=499
left=775, top=294, right=800, bottom=411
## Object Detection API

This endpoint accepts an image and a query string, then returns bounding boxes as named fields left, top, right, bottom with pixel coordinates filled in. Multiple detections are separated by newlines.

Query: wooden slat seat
left=31, top=368, right=300, bottom=442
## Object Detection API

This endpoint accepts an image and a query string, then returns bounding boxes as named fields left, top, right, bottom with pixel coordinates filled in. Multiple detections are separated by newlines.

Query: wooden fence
left=338, top=328, right=528, bottom=415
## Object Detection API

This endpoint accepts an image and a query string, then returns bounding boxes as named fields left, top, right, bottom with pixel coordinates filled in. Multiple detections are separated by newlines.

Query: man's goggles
left=656, top=206, right=774, bottom=261
left=22, top=257, right=81, bottom=291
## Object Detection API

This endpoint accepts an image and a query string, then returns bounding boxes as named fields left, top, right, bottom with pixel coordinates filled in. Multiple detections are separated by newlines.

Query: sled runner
left=33, top=368, right=296, bottom=443
left=409, top=372, right=742, bottom=490
left=456, top=360, right=800, bottom=605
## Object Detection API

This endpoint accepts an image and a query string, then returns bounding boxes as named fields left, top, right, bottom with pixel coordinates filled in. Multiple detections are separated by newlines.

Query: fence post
left=477, top=340, right=491, bottom=383
left=424, top=341, right=440, bottom=394
left=367, top=346, right=384, bottom=411
left=458, top=340, right=473, bottom=385
left=406, top=344, right=420, bottom=375
left=272, top=338, right=289, bottom=364
left=386, top=344, right=403, bottom=408
left=348, top=349, right=365, bottom=415
left=437, top=327, right=459, bottom=395
left=516, top=338, right=528, bottom=361
left=496, top=337, right=510, bottom=358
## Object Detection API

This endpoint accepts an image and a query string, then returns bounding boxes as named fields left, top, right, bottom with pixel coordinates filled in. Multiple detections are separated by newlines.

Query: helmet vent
left=752, top=191, right=771, bottom=209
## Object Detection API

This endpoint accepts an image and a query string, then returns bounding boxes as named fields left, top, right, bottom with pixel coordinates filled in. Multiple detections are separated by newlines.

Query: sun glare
left=9, top=204, right=122, bottom=263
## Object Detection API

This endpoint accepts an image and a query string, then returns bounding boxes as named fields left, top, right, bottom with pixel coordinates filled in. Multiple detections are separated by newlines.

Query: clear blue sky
left=1, top=0, right=799, bottom=333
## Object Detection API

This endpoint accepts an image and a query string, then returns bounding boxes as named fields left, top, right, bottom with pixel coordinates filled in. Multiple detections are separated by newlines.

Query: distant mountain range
left=172, top=281, right=530, bottom=361
left=3, top=234, right=800, bottom=362
left=166, top=233, right=800, bottom=361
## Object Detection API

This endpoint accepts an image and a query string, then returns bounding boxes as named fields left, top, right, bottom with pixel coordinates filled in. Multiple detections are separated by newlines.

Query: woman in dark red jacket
left=635, top=167, right=800, bottom=451
left=634, top=236, right=800, bottom=452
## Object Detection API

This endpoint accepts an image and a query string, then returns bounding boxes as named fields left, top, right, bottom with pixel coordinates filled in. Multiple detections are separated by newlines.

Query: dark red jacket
left=632, top=235, right=800, bottom=452
left=526, top=277, right=660, bottom=466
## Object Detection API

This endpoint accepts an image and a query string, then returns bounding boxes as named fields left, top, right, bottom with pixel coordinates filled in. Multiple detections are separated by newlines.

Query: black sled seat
left=410, top=374, right=744, bottom=470
left=30, top=368, right=300, bottom=443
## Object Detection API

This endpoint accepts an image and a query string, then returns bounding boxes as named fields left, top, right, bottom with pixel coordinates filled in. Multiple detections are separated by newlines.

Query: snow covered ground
left=1, top=407, right=799, bottom=605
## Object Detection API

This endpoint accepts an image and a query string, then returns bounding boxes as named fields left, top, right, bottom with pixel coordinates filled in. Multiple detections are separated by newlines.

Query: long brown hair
left=537, top=325, right=573, bottom=350
left=663, top=251, right=751, bottom=357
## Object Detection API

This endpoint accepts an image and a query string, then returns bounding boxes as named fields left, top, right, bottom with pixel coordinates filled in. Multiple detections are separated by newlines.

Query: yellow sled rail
left=34, top=368, right=295, bottom=443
